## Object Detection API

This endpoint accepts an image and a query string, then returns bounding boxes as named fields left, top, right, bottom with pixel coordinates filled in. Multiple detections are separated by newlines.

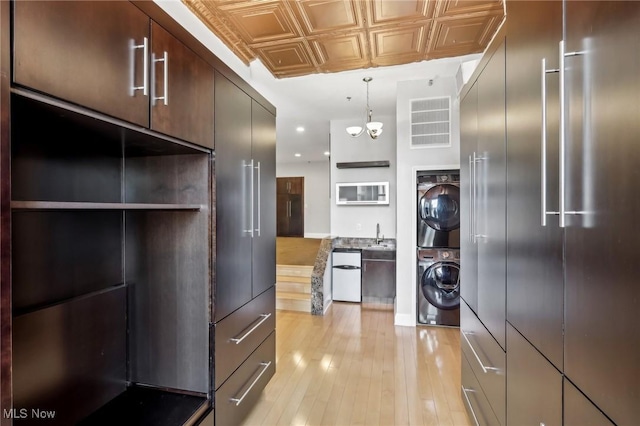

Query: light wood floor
left=242, top=303, right=471, bottom=426
left=276, top=237, right=322, bottom=266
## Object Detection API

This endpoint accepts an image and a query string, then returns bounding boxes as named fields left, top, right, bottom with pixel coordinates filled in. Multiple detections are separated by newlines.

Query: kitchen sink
left=365, top=244, right=395, bottom=251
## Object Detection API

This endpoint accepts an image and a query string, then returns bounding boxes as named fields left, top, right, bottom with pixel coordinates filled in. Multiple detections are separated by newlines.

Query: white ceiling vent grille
left=410, top=97, right=451, bottom=148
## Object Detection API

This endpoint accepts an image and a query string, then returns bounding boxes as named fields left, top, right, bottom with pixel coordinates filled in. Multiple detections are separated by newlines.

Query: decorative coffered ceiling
left=182, top=0, right=504, bottom=78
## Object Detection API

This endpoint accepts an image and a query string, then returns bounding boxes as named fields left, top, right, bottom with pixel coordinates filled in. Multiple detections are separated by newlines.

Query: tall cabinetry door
left=460, top=82, right=479, bottom=314
left=476, top=39, right=507, bottom=349
left=13, top=1, right=149, bottom=127
left=150, top=22, right=214, bottom=148
left=214, top=73, right=253, bottom=321
left=251, top=100, right=276, bottom=298
left=505, top=0, right=564, bottom=369
left=563, top=3, right=640, bottom=424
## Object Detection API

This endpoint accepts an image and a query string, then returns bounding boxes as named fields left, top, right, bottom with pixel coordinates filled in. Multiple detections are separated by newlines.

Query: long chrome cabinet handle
left=461, top=386, right=480, bottom=426
left=152, top=51, right=169, bottom=106
left=130, top=37, right=149, bottom=96
left=461, top=331, right=500, bottom=374
left=244, top=161, right=254, bottom=236
left=471, top=152, right=477, bottom=243
left=255, top=162, right=261, bottom=236
left=473, top=154, right=487, bottom=240
left=230, top=313, right=272, bottom=344
left=559, top=41, right=586, bottom=228
left=229, top=361, right=272, bottom=406
left=468, top=154, right=474, bottom=242
left=541, top=57, right=560, bottom=226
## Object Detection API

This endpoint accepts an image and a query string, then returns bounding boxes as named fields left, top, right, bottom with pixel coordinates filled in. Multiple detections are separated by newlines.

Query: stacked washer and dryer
left=416, top=171, right=461, bottom=326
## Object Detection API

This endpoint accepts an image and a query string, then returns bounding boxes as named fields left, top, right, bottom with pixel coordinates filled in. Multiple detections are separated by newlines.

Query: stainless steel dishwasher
left=362, top=249, right=396, bottom=304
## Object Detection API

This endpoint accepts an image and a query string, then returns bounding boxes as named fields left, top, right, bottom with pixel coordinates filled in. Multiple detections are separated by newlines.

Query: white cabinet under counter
left=332, top=250, right=362, bottom=302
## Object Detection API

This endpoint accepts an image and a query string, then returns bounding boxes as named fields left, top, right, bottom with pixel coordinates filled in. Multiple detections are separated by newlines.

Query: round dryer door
left=421, top=261, right=460, bottom=310
left=418, top=184, right=460, bottom=232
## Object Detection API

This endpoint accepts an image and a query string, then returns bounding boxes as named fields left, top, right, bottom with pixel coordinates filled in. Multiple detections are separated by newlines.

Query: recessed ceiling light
left=324, top=151, right=330, bottom=156
left=294, top=153, right=302, bottom=157
left=296, top=126, right=305, bottom=132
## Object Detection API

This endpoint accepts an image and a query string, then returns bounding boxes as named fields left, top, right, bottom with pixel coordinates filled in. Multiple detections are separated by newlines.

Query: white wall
left=395, top=77, right=461, bottom=326
left=329, top=116, right=397, bottom=239
left=277, top=161, right=331, bottom=237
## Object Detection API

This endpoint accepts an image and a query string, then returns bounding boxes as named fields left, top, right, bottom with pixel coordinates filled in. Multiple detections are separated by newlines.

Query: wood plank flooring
left=242, top=303, right=471, bottom=426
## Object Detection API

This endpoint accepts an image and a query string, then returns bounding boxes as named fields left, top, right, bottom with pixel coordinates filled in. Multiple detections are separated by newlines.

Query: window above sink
left=336, top=182, right=389, bottom=205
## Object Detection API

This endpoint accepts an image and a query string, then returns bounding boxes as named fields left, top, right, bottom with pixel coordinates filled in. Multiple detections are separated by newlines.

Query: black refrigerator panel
left=251, top=100, right=276, bottom=298
left=459, top=82, right=478, bottom=314
left=563, top=2, right=640, bottom=424
left=214, top=73, right=253, bottom=321
left=476, top=39, right=507, bottom=350
left=505, top=0, right=564, bottom=370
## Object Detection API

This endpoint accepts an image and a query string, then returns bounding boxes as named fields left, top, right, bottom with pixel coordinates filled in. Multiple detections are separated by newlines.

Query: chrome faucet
left=375, top=223, right=383, bottom=244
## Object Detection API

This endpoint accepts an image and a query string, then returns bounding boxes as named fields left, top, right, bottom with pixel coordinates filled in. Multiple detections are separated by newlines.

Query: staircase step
left=276, top=281, right=311, bottom=294
left=276, top=291, right=310, bottom=313
left=276, top=275, right=311, bottom=284
left=276, top=264, right=314, bottom=278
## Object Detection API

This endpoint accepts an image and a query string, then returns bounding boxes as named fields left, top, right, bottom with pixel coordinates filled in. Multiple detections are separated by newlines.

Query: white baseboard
left=304, top=233, right=331, bottom=239
left=323, top=299, right=332, bottom=315
left=394, top=313, right=415, bottom=327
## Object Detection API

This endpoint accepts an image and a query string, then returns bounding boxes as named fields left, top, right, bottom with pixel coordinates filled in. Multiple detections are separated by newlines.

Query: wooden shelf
left=11, top=201, right=203, bottom=211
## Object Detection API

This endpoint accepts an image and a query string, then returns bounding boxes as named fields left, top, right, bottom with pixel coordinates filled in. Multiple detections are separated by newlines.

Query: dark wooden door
left=13, top=1, right=149, bottom=127
left=460, top=82, right=478, bottom=314
left=476, top=39, right=507, bottom=349
left=506, top=323, right=562, bottom=426
left=505, top=0, right=564, bottom=370
left=214, top=73, right=252, bottom=321
left=150, top=22, right=214, bottom=149
left=251, top=100, right=276, bottom=298
left=563, top=3, right=640, bottom=424
left=276, top=177, right=304, bottom=237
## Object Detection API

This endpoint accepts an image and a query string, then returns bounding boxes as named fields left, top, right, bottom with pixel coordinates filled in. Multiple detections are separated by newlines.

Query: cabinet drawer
left=215, top=287, right=275, bottom=389
left=215, top=331, right=275, bottom=426
left=462, top=352, right=501, bottom=426
left=461, top=301, right=505, bottom=425
left=507, top=323, right=562, bottom=426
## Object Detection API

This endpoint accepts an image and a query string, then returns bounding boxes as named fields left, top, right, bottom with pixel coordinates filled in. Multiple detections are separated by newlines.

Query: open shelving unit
left=10, top=92, right=212, bottom=425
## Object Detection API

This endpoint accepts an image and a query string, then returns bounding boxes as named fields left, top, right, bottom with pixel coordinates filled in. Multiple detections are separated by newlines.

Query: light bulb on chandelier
left=346, top=77, right=384, bottom=140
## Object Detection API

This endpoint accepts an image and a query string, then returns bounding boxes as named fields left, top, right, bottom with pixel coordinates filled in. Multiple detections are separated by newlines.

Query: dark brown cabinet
left=276, top=177, right=304, bottom=237
left=14, top=0, right=150, bottom=127
left=150, top=22, right=214, bottom=148
left=505, top=0, right=564, bottom=371
left=213, top=73, right=276, bottom=425
left=10, top=94, right=212, bottom=425
left=13, top=1, right=214, bottom=149
left=563, top=3, right=640, bottom=424
left=506, top=323, right=562, bottom=426
left=460, top=82, right=478, bottom=314
left=462, top=2, right=640, bottom=425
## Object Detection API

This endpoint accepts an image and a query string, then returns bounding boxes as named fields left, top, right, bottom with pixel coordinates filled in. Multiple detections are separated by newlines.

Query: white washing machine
left=417, top=248, right=460, bottom=326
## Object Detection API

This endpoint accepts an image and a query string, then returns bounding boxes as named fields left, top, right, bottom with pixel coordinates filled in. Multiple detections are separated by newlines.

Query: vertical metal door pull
left=244, top=161, right=254, bottom=236
left=473, top=153, right=487, bottom=240
left=461, top=386, right=480, bottom=426
left=559, top=41, right=586, bottom=227
left=152, top=51, right=169, bottom=106
left=255, top=162, right=261, bottom=236
left=541, top=57, right=560, bottom=226
left=229, top=361, right=272, bottom=406
left=130, top=37, right=148, bottom=96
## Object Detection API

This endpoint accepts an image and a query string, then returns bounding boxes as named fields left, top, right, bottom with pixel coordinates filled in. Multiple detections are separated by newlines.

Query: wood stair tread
left=275, top=291, right=310, bottom=301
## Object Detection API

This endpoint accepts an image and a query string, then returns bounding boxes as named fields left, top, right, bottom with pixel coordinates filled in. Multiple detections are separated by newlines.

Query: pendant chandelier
left=346, top=77, right=384, bottom=140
